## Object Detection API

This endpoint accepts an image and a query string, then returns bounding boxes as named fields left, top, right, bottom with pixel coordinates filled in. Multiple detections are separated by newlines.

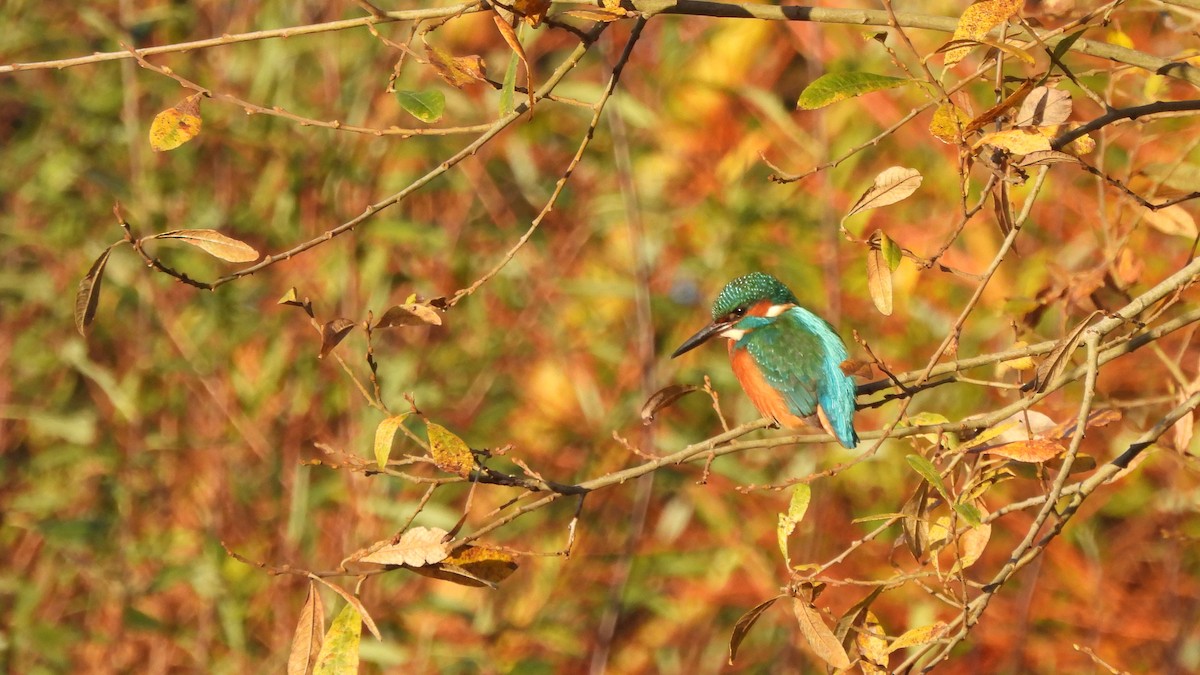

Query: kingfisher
left=671, top=272, right=859, bottom=449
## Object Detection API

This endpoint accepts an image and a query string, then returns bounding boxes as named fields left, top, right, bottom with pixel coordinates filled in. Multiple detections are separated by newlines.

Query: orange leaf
left=985, top=438, right=1064, bottom=462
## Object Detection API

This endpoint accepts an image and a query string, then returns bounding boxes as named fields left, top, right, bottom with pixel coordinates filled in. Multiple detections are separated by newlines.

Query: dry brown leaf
left=153, top=229, right=260, bottom=263
left=1014, top=86, right=1072, bottom=127
left=728, top=596, right=782, bottom=664
left=792, top=598, right=851, bottom=669
left=311, top=577, right=381, bottom=641
left=513, top=0, right=550, bottom=26
left=493, top=13, right=534, bottom=112
left=75, top=245, right=115, bottom=337
left=867, top=231, right=894, bottom=316
left=424, top=45, right=487, bottom=88
left=375, top=303, right=442, bottom=328
left=962, top=79, right=1036, bottom=135
left=1017, top=150, right=1079, bottom=167
left=944, top=0, right=1025, bottom=66
left=361, top=526, right=451, bottom=567
left=640, top=384, right=701, bottom=424
left=318, top=319, right=357, bottom=360
left=1032, top=312, right=1098, bottom=392
left=288, top=581, right=325, bottom=675
left=845, top=167, right=923, bottom=219
left=426, top=422, right=476, bottom=477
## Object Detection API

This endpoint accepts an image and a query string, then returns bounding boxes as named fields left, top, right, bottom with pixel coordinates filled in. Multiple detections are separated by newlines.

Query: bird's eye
left=732, top=307, right=746, bottom=317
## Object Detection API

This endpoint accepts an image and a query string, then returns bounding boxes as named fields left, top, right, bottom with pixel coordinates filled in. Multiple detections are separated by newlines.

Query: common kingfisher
left=671, top=272, right=859, bottom=449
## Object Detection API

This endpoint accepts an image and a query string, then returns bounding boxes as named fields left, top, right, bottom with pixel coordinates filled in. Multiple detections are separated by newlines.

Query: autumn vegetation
left=4, top=0, right=1200, bottom=673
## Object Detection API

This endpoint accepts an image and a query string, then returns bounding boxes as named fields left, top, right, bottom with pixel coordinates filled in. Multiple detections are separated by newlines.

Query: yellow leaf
left=944, top=0, right=1025, bottom=66
left=997, top=340, right=1034, bottom=374
left=149, top=94, right=203, bottom=151
left=857, top=611, right=890, bottom=672
left=563, top=6, right=628, bottom=21
left=411, top=545, right=519, bottom=587
left=373, top=414, right=410, bottom=470
left=888, top=622, right=948, bottom=653
left=930, top=103, right=971, bottom=144
left=1106, top=28, right=1134, bottom=49
left=426, top=421, right=476, bottom=477
left=1068, top=132, right=1096, bottom=155
left=975, top=128, right=1051, bottom=155
left=312, top=603, right=361, bottom=675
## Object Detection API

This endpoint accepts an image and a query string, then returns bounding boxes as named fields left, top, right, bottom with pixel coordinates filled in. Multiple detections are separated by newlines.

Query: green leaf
left=313, top=603, right=362, bottom=675
left=797, top=72, right=910, bottom=110
left=396, top=89, right=445, bottom=123
left=952, top=502, right=983, bottom=527
left=499, top=52, right=519, bottom=116
left=880, top=231, right=902, bottom=271
left=906, top=454, right=951, bottom=502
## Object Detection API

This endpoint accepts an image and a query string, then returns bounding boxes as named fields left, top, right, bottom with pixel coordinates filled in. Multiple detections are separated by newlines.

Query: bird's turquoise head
left=710, top=272, right=799, bottom=320
left=672, top=273, right=800, bottom=358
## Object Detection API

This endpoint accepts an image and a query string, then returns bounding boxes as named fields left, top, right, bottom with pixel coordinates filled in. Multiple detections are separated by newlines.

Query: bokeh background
left=3, top=1, right=1199, bottom=673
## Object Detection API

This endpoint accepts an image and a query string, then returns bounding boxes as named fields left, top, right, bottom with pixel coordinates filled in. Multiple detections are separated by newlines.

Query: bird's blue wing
left=740, top=308, right=858, bottom=448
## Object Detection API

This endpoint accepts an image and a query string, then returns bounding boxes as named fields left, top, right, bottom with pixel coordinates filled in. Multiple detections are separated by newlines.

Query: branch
left=1051, top=99, right=1200, bottom=150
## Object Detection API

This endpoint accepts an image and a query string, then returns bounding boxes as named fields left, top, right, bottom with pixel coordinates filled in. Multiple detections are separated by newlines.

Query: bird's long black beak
left=670, top=320, right=732, bottom=358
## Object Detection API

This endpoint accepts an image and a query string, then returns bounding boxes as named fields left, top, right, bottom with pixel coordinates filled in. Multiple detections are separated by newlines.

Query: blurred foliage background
left=3, top=1, right=1200, bottom=673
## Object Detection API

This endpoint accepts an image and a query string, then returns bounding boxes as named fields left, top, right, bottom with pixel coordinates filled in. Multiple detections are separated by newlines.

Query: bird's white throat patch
left=719, top=327, right=747, bottom=340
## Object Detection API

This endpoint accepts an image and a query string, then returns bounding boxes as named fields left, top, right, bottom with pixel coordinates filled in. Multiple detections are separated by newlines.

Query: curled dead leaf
left=640, top=384, right=701, bottom=424
left=319, top=318, right=357, bottom=360
left=375, top=303, right=442, bottom=328
left=76, top=245, right=116, bottom=337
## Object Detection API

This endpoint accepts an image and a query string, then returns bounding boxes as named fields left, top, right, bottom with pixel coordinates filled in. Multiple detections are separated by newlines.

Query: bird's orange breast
left=728, top=343, right=808, bottom=428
